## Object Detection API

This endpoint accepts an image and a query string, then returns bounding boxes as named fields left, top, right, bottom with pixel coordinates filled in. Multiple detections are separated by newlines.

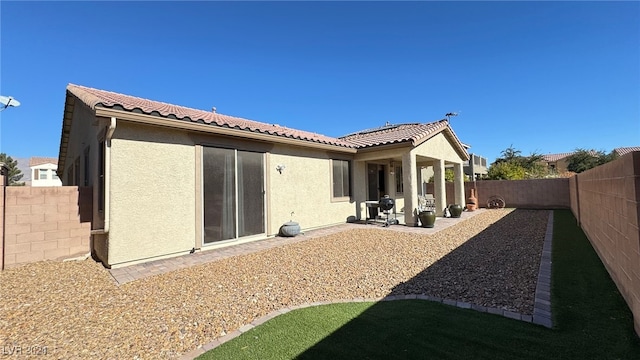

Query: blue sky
left=1, top=1, right=638, bottom=164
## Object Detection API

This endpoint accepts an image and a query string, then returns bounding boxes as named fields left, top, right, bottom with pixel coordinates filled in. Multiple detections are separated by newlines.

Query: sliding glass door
left=203, top=147, right=265, bottom=244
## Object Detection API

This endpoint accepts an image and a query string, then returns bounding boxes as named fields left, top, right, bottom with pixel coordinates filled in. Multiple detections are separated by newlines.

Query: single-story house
left=58, top=84, right=470, bottom=268
left=542, top=152, right=577, bottom=173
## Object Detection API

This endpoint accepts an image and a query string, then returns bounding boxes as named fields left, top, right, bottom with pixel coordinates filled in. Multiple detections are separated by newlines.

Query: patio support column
left=453, top=162, right=465, bottom=208
left=433, top=159, right=446, bottom=216
left=402, top=151, right=418, bottom=226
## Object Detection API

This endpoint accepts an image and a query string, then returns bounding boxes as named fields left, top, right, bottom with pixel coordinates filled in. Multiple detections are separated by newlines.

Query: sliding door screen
left=203, top=147, right=265, bottom=244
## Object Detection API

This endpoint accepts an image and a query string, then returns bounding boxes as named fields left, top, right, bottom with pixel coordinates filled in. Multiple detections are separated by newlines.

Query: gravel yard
left=0, top=208, right=548, bottom=359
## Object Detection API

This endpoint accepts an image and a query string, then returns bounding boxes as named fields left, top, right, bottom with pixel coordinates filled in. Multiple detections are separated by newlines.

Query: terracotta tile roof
left=614, top=147, right=640, bottom=156
left=543, top=150, right=609, bottom=162
left=29, top=157, right=58, bottom=167
left=340, top=120, right=452, bottom=148
left=542, top=152, right=575, bottom=162
left=66, top=84, right=354, bottom=149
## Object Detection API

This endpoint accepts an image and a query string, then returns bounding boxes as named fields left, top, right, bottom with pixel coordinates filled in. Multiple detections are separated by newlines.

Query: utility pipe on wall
left=103, top=117, right=116, bottom=234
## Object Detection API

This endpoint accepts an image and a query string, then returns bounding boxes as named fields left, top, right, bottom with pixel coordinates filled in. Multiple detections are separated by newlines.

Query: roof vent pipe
left=211, top=107, right=216, bottom=113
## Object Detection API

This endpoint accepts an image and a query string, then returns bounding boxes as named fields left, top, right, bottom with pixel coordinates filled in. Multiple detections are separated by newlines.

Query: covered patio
left=342, top=121, right=470, bottom=226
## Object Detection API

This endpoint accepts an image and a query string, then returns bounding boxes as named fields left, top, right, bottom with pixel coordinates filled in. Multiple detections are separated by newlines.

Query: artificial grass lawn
left=198, top=210, right=640, bottom=360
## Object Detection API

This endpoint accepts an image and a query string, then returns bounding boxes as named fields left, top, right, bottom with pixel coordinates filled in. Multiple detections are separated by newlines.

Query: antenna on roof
left=0, top=96, right=20, bottom=112
left=445, top=112, right=458, bottom=121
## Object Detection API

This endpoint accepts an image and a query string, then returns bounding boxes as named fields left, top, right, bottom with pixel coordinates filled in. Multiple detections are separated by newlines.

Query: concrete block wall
left=425, top=178, right=571, bottom=210
left=569, top=152, right=640, bottom=336
left=0, top=186, right=92, bottom=269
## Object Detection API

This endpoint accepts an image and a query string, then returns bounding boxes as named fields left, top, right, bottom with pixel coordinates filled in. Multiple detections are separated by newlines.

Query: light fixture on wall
left=389, top=160, right=395, bottom=175
left=276, top=164, right=286, bottom=174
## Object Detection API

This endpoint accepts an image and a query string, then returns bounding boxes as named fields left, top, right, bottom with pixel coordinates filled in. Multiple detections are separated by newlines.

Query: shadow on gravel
left=294, top=209, right=549, bottom=360
left=202, top=210, right=640, bottom=360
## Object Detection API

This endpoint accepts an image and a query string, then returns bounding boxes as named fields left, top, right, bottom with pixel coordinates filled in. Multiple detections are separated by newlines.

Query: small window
left=395, top=165, right=403, bottom=194
left=52, top=171, right=59, bottom=180
left=331, top=159, right=350, bottom=199
left=39, top=169, right=48, bottom=180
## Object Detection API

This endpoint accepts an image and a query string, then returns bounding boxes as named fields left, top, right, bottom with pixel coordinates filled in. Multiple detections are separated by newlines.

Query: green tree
left=494, top=145, right=522, bottom=164
left=522, top=152, right=550, bottom=179
left=0, top=153, right=24, bottom=186
left=427, top=168, right=469, bottom=183
left=445, top=168, right=454, bottom=182
left=488, top=146, right=553, bottom=180
left=566, top=148, right=618, bottom=173
left=487, top=161, right=526, bottom=180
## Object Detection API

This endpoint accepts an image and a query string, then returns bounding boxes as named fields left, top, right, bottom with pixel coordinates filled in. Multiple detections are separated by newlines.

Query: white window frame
left=330, top=159, right=351, bottom=202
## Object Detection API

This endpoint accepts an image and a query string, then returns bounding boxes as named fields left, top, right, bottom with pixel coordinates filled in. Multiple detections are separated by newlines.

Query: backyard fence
left=568, top=151, right=640, bottom=336
left=426, top=177, right=571, bottom=209
left=0, top=176, right=92, bottom=269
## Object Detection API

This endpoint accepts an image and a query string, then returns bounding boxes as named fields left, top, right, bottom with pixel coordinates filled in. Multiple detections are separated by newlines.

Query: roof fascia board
left=353, top=143, right=412, bottom=162
left=57, top=92, right=77, bottom=175
left=354, top=141, right=412, bottom=153
left=95, top=107, right=356, bottom=154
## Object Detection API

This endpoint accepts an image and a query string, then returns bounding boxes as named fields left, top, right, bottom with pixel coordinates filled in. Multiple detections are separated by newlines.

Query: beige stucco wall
left=412, top=132, right=465, bottom=163
left=108, top=122, right=196, bottom=266
left=268, top=145, right=355, bottom=234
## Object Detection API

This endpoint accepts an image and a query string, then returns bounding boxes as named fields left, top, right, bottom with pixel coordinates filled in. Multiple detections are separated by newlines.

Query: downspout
left=104, top=117, right=116, bottom=233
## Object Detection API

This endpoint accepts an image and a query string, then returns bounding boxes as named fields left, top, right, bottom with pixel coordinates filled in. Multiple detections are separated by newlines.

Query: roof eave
left=57, top=90, right=82, bottom=175
left=94, top=107, right=357, bottom=154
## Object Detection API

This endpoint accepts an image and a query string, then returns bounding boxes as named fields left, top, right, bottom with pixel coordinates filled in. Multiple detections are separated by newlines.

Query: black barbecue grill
left=378, top=195, right=397, bottom=227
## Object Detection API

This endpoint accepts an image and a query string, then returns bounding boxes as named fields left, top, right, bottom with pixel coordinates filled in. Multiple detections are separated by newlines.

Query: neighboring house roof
left=542, top=152, right=575, bottom=162
left=29, top=157, right=58, bottom=167
left=339, top=121, right=469, bottom=160
left=66, top=84, right=354, bottom=149
left=614, top=147, right=640, bottom=156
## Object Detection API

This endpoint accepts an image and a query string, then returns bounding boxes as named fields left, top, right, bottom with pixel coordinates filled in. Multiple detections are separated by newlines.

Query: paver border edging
left=179, top=210, right=555, bottom=360
left=532, top=210, right=554, bottom=328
